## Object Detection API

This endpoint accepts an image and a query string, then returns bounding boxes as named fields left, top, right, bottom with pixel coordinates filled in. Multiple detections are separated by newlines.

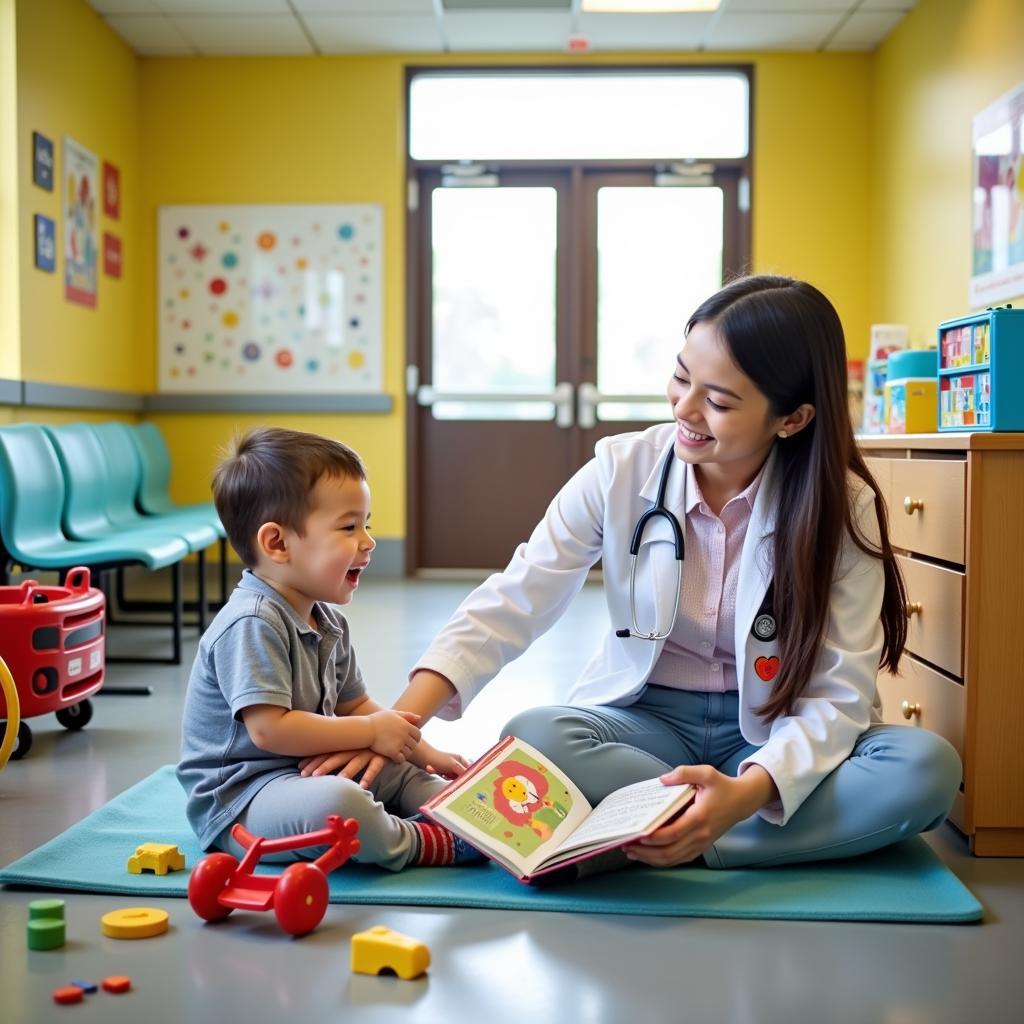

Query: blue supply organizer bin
left=938, top=307, right=1024, bottom=431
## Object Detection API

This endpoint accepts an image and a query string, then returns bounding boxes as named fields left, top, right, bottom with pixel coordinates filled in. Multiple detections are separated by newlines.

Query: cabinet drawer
left=885, top=459, right=966, bottom=563
left=898, top=555, right=964, bottom=676
left=877, top=655, right=965, bottom=763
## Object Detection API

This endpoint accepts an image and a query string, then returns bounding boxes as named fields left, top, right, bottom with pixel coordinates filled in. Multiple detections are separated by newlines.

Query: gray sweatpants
left=215, top=762, right=446, bottom=871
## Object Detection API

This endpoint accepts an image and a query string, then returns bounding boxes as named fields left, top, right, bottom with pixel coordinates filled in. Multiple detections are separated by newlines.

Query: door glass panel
left=432, top=187, right=557, bottom=420
left=596, top=186, right=724, bottom=421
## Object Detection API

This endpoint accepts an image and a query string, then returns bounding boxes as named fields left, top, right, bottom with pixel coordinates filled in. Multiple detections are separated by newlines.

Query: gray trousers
left=504, top=686, right=962, bottom=869
left=215, top=761, right=446, bottom=871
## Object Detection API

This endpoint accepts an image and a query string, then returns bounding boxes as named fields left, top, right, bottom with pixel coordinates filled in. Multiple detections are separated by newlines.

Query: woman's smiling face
left=666, top=320, right=789, bottom=487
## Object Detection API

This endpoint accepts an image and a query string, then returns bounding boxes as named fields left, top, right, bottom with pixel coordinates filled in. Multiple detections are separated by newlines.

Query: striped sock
left=413, top=821, right=457, bottom=866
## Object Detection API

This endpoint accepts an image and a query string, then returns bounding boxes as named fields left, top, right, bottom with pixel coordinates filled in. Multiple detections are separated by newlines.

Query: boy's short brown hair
left=212, top=427, right=366, bottom=567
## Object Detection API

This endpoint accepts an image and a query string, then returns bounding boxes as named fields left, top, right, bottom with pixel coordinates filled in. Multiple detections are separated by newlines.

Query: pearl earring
left=777, top=431, right=788, bottom=439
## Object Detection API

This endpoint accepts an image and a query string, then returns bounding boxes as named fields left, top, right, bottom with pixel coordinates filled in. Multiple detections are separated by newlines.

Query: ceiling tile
left=104, top=14, right=196, bottom=53
left=154, top=0, right=290, bottom=12
left=170, top=14, right=314, bottom=54
left=576, top=13, right=713, bottom=50
left=294, top=0, right=434, bottom=11
left=859, top=0, right=916, bottom=9
left=88, top=1, right=159, bottom=13
left=704, top=11, right=842, bottom=50
left=825, top=9, right=908, bottom=50
left=442, top=11, right=572, bottom=50
left=305, top=14, right=443, bottom=52
left=727, top=0, right=851, bottom=10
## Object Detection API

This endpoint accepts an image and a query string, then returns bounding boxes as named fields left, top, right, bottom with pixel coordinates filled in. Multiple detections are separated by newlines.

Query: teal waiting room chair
left=129, top=421, right=229, bottom=603
left=0, top=424, right=190, bottom=668
left=43, top=423, right=216, bottom=638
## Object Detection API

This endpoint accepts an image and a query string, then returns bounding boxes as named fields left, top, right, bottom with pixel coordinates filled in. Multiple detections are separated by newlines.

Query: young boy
left=177, top=427, right=481, bottom=870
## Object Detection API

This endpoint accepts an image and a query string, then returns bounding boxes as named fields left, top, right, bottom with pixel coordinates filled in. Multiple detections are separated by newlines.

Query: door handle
left=417, top=382, right=576, bottom=428
left=577, top=383, right=666, bottom=430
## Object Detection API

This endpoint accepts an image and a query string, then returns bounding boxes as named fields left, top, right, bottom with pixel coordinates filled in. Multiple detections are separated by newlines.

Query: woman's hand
left=413, top=740, right=472, bottom=780
left=624, top=764, right=777, bottom=868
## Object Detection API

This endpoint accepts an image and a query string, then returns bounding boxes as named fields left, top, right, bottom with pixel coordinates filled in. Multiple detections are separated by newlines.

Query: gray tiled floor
left=2, top=576, right=1023, bottom=1023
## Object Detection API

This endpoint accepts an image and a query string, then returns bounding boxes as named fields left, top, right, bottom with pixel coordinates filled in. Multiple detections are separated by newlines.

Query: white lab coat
left=415, top=422, right=886, bottom=825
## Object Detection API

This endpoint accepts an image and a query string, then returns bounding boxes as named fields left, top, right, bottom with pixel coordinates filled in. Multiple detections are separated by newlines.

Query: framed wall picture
left=103, top=232, right=122, bottom=278
left=971, top=81, right=1024, bottom=306
left=32, top=132, right=54, bottom=191
left=34, top=214, right=56, bottom=272
left=63, top=135, right=98, bottom=309
left=158, top=204, right=383, bottom=393
left=103, top=161, right=120, bottom=219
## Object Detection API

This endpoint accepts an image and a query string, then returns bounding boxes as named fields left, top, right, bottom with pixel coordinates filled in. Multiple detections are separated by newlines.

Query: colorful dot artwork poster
left=158, top=205, right=382, bottom=393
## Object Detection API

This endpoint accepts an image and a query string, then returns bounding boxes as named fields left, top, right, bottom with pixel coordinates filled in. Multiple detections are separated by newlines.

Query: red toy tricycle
left=0, top=567, right=106, bottom=760
left=188, top=815, right=361, bottom=937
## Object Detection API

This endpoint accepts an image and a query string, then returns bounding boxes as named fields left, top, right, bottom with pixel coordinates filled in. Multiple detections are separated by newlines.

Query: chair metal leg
left=219, top=536, right=229, bottom=607
left=113, top=552, right=218, bottom=622
left=197, top=549, right=208, bottom=634
left=103, top=561, right=184, bottom=670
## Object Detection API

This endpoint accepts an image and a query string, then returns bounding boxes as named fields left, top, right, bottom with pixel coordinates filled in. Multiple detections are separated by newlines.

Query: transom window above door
left=409, top=71, right=749, bottom=161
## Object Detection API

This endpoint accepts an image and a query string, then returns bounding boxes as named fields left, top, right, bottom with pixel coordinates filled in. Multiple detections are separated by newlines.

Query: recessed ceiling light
left=581, top=0, right=721, bottom=12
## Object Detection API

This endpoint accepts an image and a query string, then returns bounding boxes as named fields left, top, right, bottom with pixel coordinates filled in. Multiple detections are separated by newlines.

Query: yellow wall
left=0, top=0, right=19, bottom=384
left=872, top=0, right=1024, bottom=342
left=15, top=0, right=142, bottom=391
left=139, top=51, right=873, bottom=533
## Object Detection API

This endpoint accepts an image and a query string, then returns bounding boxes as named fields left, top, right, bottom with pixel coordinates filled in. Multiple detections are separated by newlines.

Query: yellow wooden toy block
left=126, top=843, right=187, bottom=876
left=351, top=925, right=431, bottom=980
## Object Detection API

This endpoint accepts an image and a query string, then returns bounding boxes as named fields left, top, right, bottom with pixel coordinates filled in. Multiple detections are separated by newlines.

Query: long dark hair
left=686, top=275, right=906, bottom=721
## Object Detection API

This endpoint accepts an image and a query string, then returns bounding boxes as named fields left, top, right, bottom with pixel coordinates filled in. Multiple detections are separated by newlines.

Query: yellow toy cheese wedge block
left=101, top=907, right=170, bottom=940
left=351, top=925, right=431, bottom=980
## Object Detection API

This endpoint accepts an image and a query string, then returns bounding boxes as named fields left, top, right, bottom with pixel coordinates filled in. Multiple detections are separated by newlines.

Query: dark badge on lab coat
left=751, top=581, right=778, bottom=643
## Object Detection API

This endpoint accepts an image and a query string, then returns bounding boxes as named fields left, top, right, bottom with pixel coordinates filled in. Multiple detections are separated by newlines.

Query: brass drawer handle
left=905, top=601, right=923, bottom=618
left=903, top=496, right=924, bottom=515
left=901, top=700, right=922, bottom=720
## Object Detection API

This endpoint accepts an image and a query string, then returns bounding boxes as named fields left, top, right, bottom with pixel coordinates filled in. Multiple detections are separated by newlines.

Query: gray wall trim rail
left=1, top=380, right=393, bottom=415
left=143, top=393, right=393, bottom=413
left=22, top=381, right=145, bottom=411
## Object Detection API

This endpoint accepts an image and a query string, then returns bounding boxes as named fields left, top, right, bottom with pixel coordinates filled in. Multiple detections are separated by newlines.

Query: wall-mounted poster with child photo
left=63, top=136, right=98, bottom=309
left=158, top=205, right=382, bottom=394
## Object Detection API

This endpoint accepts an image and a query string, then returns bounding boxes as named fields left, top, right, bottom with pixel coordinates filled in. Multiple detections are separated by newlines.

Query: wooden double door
left=407, top=163, right=747, bottom=571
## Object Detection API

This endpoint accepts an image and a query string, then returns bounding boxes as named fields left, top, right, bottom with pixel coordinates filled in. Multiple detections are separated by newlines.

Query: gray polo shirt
left=177, top=570, right=367, bottom=848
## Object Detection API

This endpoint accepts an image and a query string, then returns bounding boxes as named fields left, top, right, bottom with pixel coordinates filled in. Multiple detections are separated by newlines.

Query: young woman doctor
left=324, top=275, right=961, bottom=870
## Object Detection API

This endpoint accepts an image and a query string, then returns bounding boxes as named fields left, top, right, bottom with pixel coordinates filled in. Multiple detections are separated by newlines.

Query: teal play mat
left=0, top=766, right=983, bottom=923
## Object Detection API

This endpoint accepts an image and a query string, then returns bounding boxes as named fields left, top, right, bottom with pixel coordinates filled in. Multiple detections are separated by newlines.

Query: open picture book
left=420, top=735, right=696, bottom=883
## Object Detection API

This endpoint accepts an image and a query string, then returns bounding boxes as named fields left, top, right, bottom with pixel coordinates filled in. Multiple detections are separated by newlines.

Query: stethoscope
left=614, top=447, right=781, bottom=645
left=615, top=448, right=684, bottom=641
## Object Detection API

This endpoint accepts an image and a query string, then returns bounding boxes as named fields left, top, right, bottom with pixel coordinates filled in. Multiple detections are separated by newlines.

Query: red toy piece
left=52, top=985, right=84, bottom=1005
left=188, top=815, right=360, bottom=937
left=101, top=975, right=132, bottom=994
left=0, top=568, right=105, bottom=760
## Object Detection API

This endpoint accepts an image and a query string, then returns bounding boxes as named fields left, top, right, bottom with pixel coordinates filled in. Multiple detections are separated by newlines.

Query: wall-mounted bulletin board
left=158, top=205, right=382, bottom=393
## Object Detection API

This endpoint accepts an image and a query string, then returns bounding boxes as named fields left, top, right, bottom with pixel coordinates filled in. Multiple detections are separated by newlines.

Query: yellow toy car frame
left=351, top=926, right=431, bottom=980
left=127, top=843, right=186, bottom=876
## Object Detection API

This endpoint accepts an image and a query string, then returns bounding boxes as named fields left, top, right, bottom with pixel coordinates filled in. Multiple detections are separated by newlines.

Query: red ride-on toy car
left=0, top=567, right=106, bottom=760
left=188, top=815, right=360, bottom=936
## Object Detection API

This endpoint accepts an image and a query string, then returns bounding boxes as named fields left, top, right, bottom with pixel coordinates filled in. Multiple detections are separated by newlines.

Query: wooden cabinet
left=861, top=432, right=1024, bottom=856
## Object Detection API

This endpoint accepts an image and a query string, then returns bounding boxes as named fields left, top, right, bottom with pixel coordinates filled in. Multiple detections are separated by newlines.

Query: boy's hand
left=298, top=749, right=388, bottom=788
left=368, top=709, right=421, bottom=761
left=412, top=740, right=472, bottom=780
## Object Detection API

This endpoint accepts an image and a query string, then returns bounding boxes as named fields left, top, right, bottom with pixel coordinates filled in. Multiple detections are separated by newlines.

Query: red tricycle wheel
left=188, top=852, right=239, bottom=922
left=55, top=699, right=93, bottom=731
left=274, top=862, right=329, bottom=936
